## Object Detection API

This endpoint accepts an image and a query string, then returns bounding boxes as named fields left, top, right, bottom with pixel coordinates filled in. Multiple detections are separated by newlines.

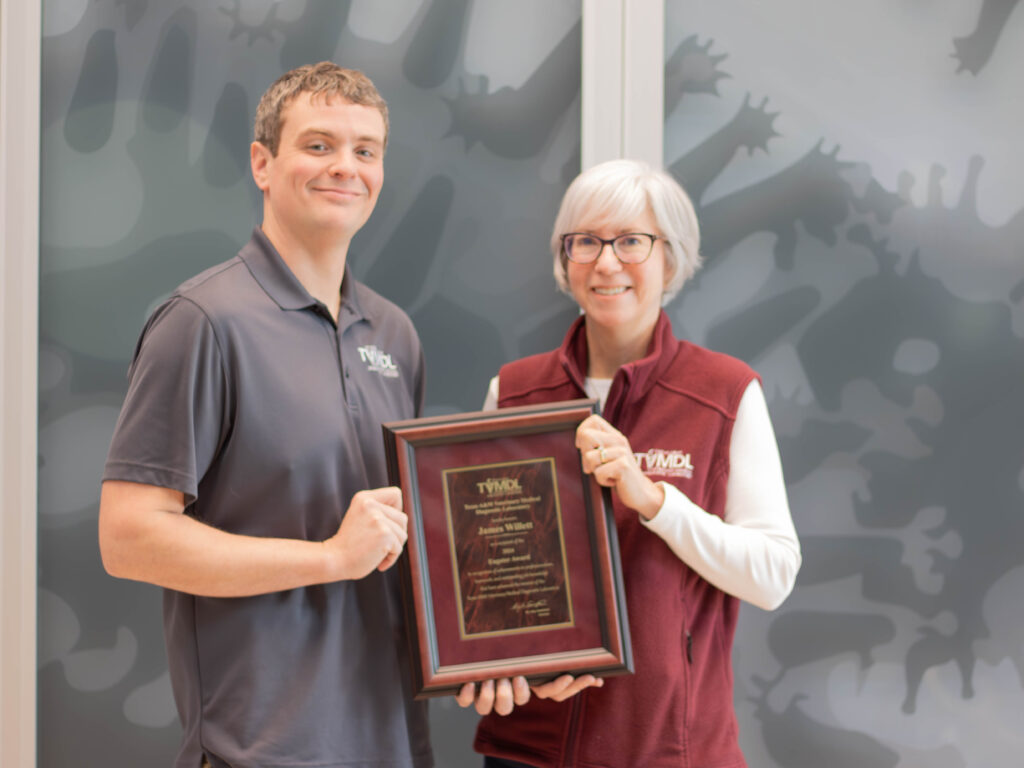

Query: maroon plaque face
left=443, top=458, right=573, bottom=637
left=383, top=400, right=633, bottom=699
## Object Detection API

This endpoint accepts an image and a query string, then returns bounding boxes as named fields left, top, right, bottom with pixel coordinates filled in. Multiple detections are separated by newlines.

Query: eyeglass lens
left=564, top=233, right=654, bottom=263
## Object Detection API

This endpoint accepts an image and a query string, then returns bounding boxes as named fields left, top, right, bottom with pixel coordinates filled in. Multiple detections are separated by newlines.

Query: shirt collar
left=239, top=228, right=366, bottom=323
left=337, top=261, right=367, bottom=331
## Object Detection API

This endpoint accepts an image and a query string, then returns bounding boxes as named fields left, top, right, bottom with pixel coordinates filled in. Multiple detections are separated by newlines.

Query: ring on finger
left=599, top=446, right=608, bottom=464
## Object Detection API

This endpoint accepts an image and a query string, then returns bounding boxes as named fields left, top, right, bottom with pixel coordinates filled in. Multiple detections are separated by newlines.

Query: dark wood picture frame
left=382, top=400, right=633, bottom=699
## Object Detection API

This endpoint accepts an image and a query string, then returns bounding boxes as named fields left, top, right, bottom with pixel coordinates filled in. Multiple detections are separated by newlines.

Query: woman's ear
left=662, top=243, right=677, bottom=289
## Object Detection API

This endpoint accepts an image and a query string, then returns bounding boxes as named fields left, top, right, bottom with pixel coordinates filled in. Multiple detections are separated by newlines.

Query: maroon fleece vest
left=474, top=311, right=757, bottom=768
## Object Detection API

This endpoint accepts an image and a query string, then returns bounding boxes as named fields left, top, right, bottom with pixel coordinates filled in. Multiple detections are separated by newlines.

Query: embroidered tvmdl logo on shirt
left=357, top=344, right=399, bottom=378
left=634, top=449, right=695, bottom=479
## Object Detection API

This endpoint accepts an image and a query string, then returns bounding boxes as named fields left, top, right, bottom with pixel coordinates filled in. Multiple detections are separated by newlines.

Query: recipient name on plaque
left=443, top=458, right=573, bottom=638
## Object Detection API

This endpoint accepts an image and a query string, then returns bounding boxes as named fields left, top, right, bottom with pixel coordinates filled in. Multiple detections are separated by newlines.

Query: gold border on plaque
left=441, top=457, right=575, bottom=640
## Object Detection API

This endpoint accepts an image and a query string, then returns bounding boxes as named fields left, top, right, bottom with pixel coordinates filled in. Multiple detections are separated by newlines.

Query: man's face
left=251, top=92, right=385, bottom=246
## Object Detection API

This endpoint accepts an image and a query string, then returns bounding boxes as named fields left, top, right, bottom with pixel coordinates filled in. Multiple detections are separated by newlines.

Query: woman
left=458, top=159, right=801, bottom=767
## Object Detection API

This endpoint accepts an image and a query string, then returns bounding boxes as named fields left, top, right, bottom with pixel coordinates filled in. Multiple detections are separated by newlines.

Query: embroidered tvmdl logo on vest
left=634, top=449, right=695, bottom=479
left=357, top=344, right=399, bottom=378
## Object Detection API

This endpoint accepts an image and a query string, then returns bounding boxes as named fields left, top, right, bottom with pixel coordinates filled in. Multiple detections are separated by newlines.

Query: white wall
left=0, top=1, right=40, bottom=766
left=582, top=0, right=663, bottom=167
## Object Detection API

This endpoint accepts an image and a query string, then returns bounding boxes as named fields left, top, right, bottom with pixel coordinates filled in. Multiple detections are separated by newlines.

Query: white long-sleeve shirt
left=483, top=375, right=801, bottom=610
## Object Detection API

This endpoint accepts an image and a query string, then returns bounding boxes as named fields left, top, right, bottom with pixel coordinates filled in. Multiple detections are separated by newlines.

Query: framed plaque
left=382, top=400, right=633, bottom=699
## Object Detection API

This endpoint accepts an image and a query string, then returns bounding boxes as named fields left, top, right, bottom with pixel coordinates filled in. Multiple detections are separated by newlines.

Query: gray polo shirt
left=104, top=229, right=432, bottom=768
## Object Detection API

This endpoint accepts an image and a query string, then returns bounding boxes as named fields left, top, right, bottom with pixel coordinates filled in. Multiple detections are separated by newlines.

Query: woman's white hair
left=551, top=159, right=701, bottom=305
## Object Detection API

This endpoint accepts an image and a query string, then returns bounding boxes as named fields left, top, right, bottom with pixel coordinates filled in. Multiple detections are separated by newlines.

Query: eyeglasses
left=560, top=232, right=660, bottom=264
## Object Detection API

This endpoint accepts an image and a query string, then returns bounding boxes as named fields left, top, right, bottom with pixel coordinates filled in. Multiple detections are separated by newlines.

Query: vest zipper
left=683, top=627, right=693, bottom=759
left=561, top=694, right=584, bottom=767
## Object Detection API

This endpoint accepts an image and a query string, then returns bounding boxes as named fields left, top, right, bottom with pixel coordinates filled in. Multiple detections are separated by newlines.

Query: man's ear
left=250, top=141, right=272, bottom=192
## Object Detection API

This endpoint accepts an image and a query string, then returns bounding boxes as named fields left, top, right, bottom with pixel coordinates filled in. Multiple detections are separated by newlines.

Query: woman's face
left=566, top=207, right=669, bottom=339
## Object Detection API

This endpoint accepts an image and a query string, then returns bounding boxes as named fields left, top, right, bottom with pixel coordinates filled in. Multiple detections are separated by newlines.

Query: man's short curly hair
left=253, top=62, right=389, bottom=156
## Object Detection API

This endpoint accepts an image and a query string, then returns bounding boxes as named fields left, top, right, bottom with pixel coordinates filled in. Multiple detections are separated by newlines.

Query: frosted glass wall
left=38, top=1, right=581, bottom=765
left=664, top=3, right=1024, bottom=766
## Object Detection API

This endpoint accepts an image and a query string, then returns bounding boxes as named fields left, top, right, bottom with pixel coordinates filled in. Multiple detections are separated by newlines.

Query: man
left=100, top=62, right=432, bottom=768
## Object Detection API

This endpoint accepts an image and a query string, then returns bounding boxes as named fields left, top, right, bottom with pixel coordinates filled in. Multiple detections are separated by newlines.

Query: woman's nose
left=593, top=242, right=621, bottom=272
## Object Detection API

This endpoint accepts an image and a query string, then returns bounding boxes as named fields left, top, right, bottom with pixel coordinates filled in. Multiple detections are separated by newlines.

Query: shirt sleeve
left=103, top=297, right=231, bottom=505
left=482, top=375, right=499, bottom=411
left=641, top=379, right=801, bottom=610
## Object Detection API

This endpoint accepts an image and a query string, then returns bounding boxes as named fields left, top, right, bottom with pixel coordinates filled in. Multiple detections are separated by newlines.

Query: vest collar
left=558, top=310, right=680, bottom=419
